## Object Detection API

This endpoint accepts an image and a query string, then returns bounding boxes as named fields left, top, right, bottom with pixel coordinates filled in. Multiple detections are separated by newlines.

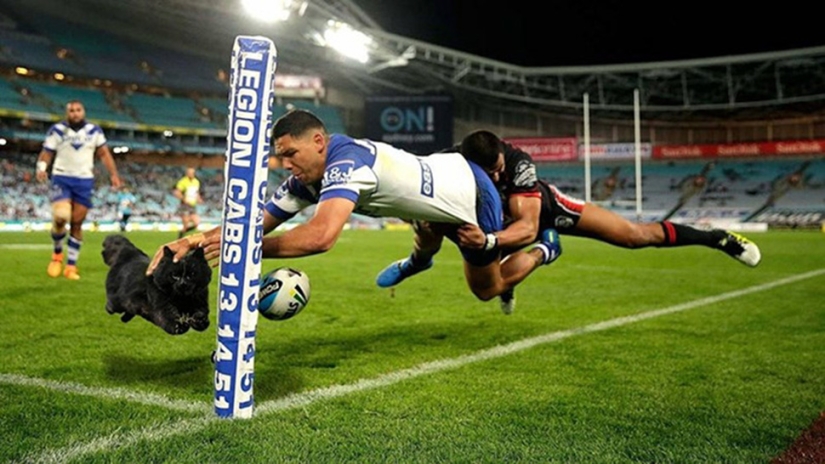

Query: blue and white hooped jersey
left=265, top=134, right=479, bottom=225
left=42, top=121, right=107, bottom=179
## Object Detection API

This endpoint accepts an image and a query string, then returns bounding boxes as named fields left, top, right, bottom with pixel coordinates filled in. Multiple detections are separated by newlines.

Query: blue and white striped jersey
left=266, top=134, right=478, bottom=225
left=42, top=121, right=107, bottom=179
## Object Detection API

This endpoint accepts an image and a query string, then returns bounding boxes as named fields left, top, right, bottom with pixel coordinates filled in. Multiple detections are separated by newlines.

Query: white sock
left=534, top=243, right=553, bottom=265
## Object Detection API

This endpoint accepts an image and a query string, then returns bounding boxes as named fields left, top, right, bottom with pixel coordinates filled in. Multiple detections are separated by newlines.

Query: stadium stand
left=0, top=150, right=294, bottom=224
left=0, top=2, right=820, bottom=233
left=0, top=7, right=214, bottom=91
left=21, top=80, right=134, bottom=123
left=124, top=92, right=216, bottom=129
left=0, top=2, right=347, bottom=137
left=536, top=157, right=825, bottom=225
left=0, top=76, right=53, bottom=113
left=2, top=147, right=821, bottom=229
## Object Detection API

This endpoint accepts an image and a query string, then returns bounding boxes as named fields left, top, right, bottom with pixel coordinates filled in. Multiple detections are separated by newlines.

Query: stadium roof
left=19, top=0, right=825, bottom=122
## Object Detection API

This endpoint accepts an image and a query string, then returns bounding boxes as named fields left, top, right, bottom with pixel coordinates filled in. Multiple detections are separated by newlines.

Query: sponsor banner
left=670, top=207, right=753, bottom=221
left=505, top=137, right=578, bottom=162
left=751, top=209, right=825, bottom=228
left=581, top=143, right=651, bottom=160
left=365, top=95, right=453, bottom=155
left=700, top=220, right=769, bottom=232
left=274, top=74, right=325, bottom=98
left=653, top=139, right=825, bottom=159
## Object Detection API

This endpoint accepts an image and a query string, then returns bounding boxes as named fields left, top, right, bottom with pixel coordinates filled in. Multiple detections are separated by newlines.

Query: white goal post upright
left=583, top=93, right=591, bottom=203
left=214, top=36, right=277, bottom=419
left=633, top=89, right=643, bottom=221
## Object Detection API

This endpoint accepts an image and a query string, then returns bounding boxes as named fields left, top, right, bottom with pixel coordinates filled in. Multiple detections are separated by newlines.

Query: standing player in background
left=173, top=167, right=202, bottom=238
left=117, top=186, right=137, bottom=232
left=377, top=130, right=761, bottom=314
left=36, top=100, right=122, bottom=280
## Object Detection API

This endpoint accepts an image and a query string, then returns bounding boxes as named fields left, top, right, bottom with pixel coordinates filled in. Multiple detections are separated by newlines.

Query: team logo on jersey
left=274, top=182, right=290, bottom=200
left=418, top=159, right=434, bottom=198
left=555, top=216, right=575, bottom=229
left=322, top=160, right=354, bottom=188
left=67, top=133, right=92, bottom=151
left=513, top=160, right=537, bottom=187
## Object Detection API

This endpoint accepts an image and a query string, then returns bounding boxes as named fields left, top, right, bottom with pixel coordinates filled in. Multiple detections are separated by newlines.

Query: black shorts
left=536, top=182, right=586, bottom=238
left=177, top=203, right=198, bottom=215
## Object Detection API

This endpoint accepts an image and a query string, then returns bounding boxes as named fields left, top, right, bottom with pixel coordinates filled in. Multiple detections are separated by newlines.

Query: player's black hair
left=459, top=130, right=503, bottom=169
left=272, top=109, right=327, bottom=139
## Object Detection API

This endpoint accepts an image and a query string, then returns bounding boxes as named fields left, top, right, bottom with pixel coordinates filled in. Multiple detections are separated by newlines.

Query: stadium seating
left=21, top=80, right=135, bottom=123
left=536, top=157, right=825, bottom=222
left=124, top=93, right=218, bottom=129
left=0, top=6, right=223, bottom=98
left=282, top=99, right=346, bottom=133
left=201, top=97, right=346, bottom=133
left=0, top=28, right=85, bottom=76
left=2, top=151, right=821, bottom=225
left=0, top=76, right=54, bottom=114
left=0, top=6, right=348, bottom=146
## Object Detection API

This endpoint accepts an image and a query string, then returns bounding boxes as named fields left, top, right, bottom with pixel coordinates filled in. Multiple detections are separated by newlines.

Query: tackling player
left=376, top=130, right=761, bottom=314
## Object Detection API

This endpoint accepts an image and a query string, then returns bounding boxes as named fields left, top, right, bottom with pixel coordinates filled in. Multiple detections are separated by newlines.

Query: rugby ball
left=258, top=267, right=311, bottom=321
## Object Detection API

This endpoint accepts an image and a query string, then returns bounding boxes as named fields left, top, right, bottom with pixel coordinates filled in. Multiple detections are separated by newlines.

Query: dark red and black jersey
left=500, top=142, right=541, bottom=198
left=438, top=141, right=584, bottom=235
left=501, top=143, right=585, bottom=237
left=498, top=142, right=541, bottom=222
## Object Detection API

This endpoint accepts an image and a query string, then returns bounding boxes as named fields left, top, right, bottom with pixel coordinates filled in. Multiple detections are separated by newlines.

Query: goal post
left=214, top=35, right=277, bottom=419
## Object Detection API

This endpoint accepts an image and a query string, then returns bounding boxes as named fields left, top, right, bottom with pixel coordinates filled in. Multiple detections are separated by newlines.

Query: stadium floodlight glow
left=241, top=0, right=295, bottom=22
left=0, top=138, right=7, bottom=146
left=321, top=20, right=372, bottom=64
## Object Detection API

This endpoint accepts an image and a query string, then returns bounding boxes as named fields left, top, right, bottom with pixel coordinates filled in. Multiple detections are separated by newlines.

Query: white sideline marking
left=27, top=417, right=216, bottom=464
left=258, top=268, right=825, bottom=415
left=0, top=373, right=209, bottom=414
left=0, top=244, right=52, bottom=250
left=22, top=268, right=825, bottom=464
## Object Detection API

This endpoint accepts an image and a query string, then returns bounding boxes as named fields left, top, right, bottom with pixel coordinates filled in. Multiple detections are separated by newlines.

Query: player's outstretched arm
left=495, top=195, right=541, bottom=248
left=456, top=195, right=542, bottom=250
left=199, top=211, right=287, bottom=267
left=146, top=209, right=289, bottom=275
left=261, top=197, right=354, bottom=258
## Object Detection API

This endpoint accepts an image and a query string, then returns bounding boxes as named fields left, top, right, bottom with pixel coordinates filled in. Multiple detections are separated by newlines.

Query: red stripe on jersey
left=509, top=192, right=542, bottom=198
left=663, top=220, right=677, bottom=245
left=549, top=185, right=585, bottom=214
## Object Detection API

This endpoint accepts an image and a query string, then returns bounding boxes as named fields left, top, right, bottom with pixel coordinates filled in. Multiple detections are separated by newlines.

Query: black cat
left=102, top=235, right=212, bottom=335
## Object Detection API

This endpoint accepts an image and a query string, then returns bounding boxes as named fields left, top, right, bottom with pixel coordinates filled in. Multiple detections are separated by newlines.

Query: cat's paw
left=189, top=316, right=210, bottom=332
left=166, top=315, right=191, bottom=335
left=165, top=321, right=190, bottom=335
left=106, top=301, right=124, bottom=315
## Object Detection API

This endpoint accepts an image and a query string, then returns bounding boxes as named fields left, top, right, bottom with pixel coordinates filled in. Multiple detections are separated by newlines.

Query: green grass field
left=1, top=229, right=823, bottom=463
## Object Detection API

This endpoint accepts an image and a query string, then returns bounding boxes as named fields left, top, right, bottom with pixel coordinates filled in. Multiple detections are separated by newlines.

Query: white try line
left=0, top=244, right=52, bottom=250
left=0, top=373, right=209, bottom=414
left=20, top=268, right=825, bottom=464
